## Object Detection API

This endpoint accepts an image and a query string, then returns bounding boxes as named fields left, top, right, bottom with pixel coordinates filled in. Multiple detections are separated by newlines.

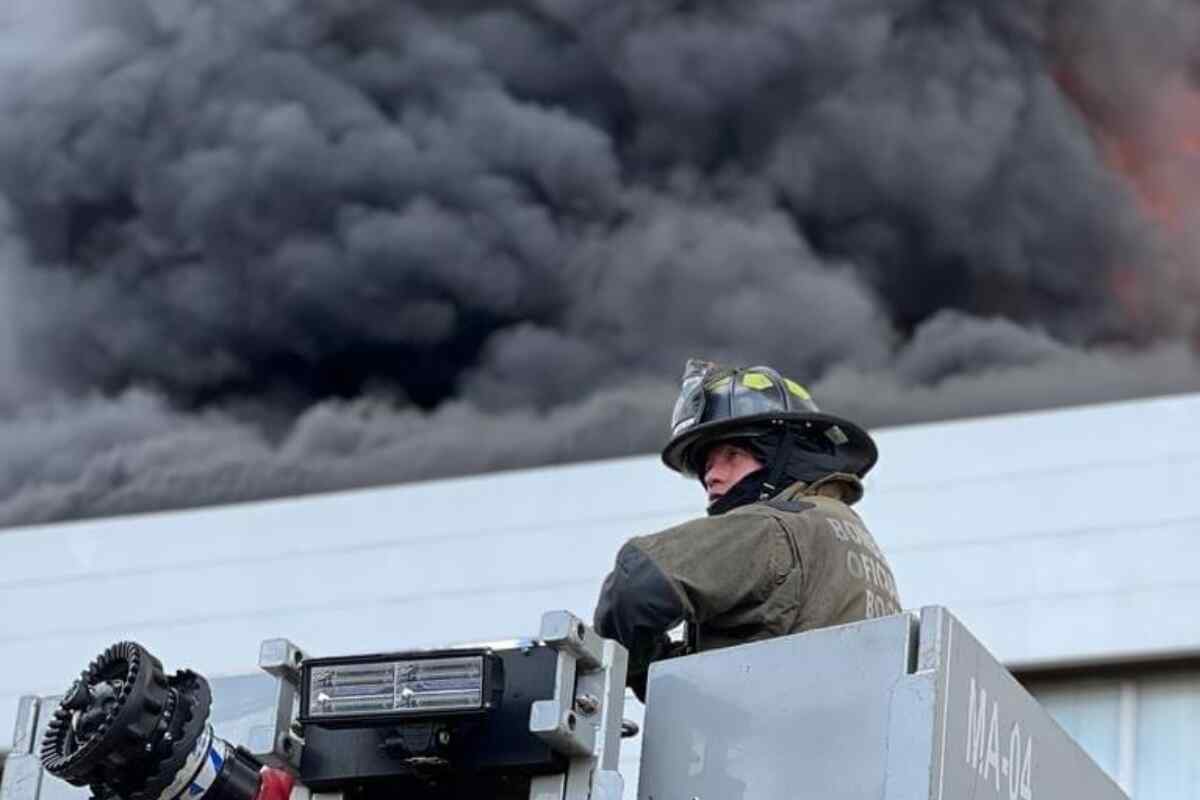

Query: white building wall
left=2, top=392, right=1199, bottom=785
left=872, top=391, right=1200, bottom=669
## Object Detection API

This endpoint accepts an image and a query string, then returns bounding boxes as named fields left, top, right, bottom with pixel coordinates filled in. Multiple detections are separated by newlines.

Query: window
left=1023, top=664, right=1200, bottom=799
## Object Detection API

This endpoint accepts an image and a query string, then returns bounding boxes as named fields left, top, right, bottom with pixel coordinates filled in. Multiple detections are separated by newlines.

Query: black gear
left=40, top=643, right=213, bottom=800
left=41, top=642, right=170, bottom=786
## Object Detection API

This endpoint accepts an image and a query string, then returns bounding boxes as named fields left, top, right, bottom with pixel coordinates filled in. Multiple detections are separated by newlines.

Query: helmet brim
left=661, top=411, right=878, bottom=478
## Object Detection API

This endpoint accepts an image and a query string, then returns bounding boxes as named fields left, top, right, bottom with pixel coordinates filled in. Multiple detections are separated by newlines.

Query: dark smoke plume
left=0, top=0, right=1198, bottom=527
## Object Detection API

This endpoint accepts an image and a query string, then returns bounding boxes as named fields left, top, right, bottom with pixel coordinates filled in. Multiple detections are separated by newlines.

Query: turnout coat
left=594, top=477, right=900, bottom=699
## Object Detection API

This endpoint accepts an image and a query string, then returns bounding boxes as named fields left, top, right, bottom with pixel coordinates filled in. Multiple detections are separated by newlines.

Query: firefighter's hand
left=628, top=634, right=688, bottom=703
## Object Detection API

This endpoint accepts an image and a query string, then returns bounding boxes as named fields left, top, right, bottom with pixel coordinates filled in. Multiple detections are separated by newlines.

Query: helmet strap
left=758, top=426, right=794, bottom=501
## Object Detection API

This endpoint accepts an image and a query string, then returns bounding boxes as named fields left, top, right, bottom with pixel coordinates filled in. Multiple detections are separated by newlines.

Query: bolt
left=436, top=730, right=451, bottom=747
left=574, top=694, right=601, bottom=716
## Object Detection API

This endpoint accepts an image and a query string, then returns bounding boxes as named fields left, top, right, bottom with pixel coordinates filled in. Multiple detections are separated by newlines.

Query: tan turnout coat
left=594, top=477, right=901, bottom=696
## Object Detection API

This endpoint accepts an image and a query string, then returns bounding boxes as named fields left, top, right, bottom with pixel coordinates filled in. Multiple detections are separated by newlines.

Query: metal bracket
left=250, top=638, right=310, bottom=772
left=528, top=611, right=628, bottom=800
left=259, top=638, right=306, bottom=681
left=0, top=697, right=44, bottom=800
left=539, top=609, right=605, bottom=670
left=0, top=755, right=43, bottom=800
left=12, top=696, right=40, bottom=755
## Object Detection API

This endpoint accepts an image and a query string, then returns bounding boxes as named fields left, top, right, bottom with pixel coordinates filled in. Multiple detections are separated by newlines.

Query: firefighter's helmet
left=662, top=358, right=877, bottom=478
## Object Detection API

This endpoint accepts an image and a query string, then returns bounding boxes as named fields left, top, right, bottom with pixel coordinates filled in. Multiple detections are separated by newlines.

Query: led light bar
left=299, top=649, right=502, bottom=726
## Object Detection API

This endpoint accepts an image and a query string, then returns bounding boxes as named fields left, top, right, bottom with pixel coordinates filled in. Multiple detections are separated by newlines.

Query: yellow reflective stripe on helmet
left=741, top=372, right=773, bottom=390
left=784, top=379, right=811, bottom=399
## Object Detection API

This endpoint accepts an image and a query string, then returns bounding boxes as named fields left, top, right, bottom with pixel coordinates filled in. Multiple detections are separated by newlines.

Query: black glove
left=627, top=635, right=690, bottom=703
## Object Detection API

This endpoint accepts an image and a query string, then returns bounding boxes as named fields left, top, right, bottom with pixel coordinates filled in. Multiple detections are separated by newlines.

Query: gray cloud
left=0, top=0, right=1198, bottom=527
left=819, top=339, right=1200, bottom=428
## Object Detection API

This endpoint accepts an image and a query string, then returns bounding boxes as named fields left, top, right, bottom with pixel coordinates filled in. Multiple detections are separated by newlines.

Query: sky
left=0, top=0, right=1198, bottom=526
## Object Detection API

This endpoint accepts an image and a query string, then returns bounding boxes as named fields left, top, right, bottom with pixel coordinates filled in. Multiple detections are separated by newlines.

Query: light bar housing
left=299, top=648, right=503, bottom=728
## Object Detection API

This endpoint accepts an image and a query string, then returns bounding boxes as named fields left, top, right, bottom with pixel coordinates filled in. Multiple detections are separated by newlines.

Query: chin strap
left=758, top=427, right=794, bottom=501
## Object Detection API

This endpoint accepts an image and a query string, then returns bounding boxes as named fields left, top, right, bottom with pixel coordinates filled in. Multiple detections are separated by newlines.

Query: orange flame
left=1056, top=65, right=1200, bottom=334
left=1097, top=78, right=1200, bottom=231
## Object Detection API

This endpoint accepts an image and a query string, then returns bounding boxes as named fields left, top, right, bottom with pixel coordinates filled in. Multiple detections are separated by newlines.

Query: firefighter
left=594, top=359, right=901, bottom=700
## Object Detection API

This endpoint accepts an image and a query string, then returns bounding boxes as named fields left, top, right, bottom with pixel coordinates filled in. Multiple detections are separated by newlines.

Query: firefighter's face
left=703, top=443, right=763, bottom=504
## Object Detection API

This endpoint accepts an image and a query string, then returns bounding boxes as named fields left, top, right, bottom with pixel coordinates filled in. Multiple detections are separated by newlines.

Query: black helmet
left=661, top=358, right=877, bottom=478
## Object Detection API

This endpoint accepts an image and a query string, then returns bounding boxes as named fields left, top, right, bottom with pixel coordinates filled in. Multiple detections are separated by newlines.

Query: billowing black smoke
left=0, top=0, right=1197, bottom=527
